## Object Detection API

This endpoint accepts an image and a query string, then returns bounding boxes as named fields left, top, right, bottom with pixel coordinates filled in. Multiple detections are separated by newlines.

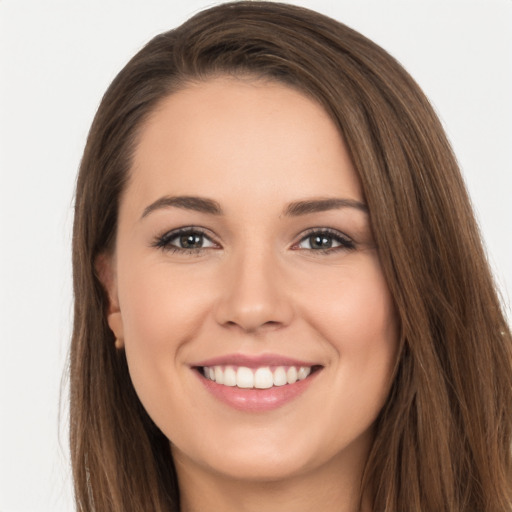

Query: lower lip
left=196, top=370, right=320, bottom=412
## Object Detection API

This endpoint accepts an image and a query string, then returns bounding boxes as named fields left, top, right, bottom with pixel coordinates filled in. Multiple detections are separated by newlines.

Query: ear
left=95, top=252, right=125, bottom=349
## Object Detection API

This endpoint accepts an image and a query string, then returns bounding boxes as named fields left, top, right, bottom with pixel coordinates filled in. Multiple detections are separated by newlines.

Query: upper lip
left=191, top=353, right=321, bottom=369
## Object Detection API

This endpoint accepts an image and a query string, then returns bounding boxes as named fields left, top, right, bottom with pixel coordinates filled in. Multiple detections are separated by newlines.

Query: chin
left=187, top=446, right=319, bottom=483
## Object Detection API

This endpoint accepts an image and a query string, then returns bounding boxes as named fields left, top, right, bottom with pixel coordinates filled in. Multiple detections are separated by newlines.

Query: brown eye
left=296, top=229, right=355, bottom=252
left=309, top=234, right=334, bottom=249
left=179, top=232, right=205, bottom=249
left=154, top=228, right=217, bottom=252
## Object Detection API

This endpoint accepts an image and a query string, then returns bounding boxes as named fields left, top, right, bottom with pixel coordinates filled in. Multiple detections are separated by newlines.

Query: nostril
left=222, top=319, right=284, bottom=333
left=213, top=276, right=295, bottom=332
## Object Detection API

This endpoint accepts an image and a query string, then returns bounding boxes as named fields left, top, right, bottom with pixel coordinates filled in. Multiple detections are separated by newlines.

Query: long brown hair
left=70, top=2, right=512, bottom=510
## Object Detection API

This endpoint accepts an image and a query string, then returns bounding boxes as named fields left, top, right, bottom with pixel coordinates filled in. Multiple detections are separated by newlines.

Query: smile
left=193, top=355, right=323, bottom=412
left=201, top=365, right=312, bottom=389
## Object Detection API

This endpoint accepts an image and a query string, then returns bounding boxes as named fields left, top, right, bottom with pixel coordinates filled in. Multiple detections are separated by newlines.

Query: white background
left=0, top=1, right=511, bottom=510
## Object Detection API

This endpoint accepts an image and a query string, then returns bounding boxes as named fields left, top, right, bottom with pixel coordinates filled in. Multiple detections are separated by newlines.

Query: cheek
left=119, top=260, right=212, bottom=348
left=116, top=260, right=215, bottom=410
left=296, top=259, right=398, bottom=455
left=304, top=255, right=396, bottom=343
left=301, top=255, right=398, bottom=399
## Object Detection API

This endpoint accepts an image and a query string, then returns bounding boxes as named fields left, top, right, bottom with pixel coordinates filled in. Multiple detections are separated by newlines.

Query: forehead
left=126, top=77, right=362, bottom=215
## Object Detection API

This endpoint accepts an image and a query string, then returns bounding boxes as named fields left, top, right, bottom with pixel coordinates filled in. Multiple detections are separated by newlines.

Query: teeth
left=236, top=367, right=254, bottom=388
left=273, top=366, right=287, bottom=386
left=286, top=366, right=297, bottom=384
left=203, top=365, right=314, bottom=388
left=223, top=366, right=237, bottom=387
left=214, top=366, right=224, bottom=385
left=254, top=367, right=273, bottom=389
left=297, top=366, right=311, bottom=380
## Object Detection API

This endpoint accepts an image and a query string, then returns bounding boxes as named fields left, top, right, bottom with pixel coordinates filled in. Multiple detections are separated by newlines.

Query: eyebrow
left=140, top=195, right=368, bottom=220
left=141, top=195, right=223, bottom=219
left=283, top=198, right=368, bottom=216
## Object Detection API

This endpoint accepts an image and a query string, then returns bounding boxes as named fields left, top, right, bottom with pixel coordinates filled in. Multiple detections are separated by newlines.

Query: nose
left=213, top=248, right=294, bottom=334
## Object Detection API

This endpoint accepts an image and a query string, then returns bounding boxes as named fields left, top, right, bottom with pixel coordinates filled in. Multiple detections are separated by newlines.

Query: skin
left=100, top=77, right=398, bottom=512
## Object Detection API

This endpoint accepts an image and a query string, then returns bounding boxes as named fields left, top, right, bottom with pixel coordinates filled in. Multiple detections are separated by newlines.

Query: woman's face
left=103, top=77, right=398, bottom=483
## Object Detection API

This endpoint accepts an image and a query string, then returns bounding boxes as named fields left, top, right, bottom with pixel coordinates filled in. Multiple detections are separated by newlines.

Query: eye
left=153, top=227, right=218, bottom=253
left=294, top=229, right=355, bottom=252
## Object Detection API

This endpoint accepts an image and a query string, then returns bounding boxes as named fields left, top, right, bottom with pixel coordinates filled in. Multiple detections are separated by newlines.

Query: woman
left=70, top=2, right=512, bottom=511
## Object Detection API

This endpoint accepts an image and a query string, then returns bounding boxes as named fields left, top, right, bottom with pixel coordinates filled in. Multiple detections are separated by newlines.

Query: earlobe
left=95, top=252, right=125, bottom=348
left=108, top=312, right=125, bottom=348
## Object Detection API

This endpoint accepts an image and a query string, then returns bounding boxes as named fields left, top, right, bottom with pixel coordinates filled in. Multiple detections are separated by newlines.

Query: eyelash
left=152, top=227, right=217, bottom=255
left=152, top=227, right=356, bottom=255
left=293, top=228, right=356, bottom=254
